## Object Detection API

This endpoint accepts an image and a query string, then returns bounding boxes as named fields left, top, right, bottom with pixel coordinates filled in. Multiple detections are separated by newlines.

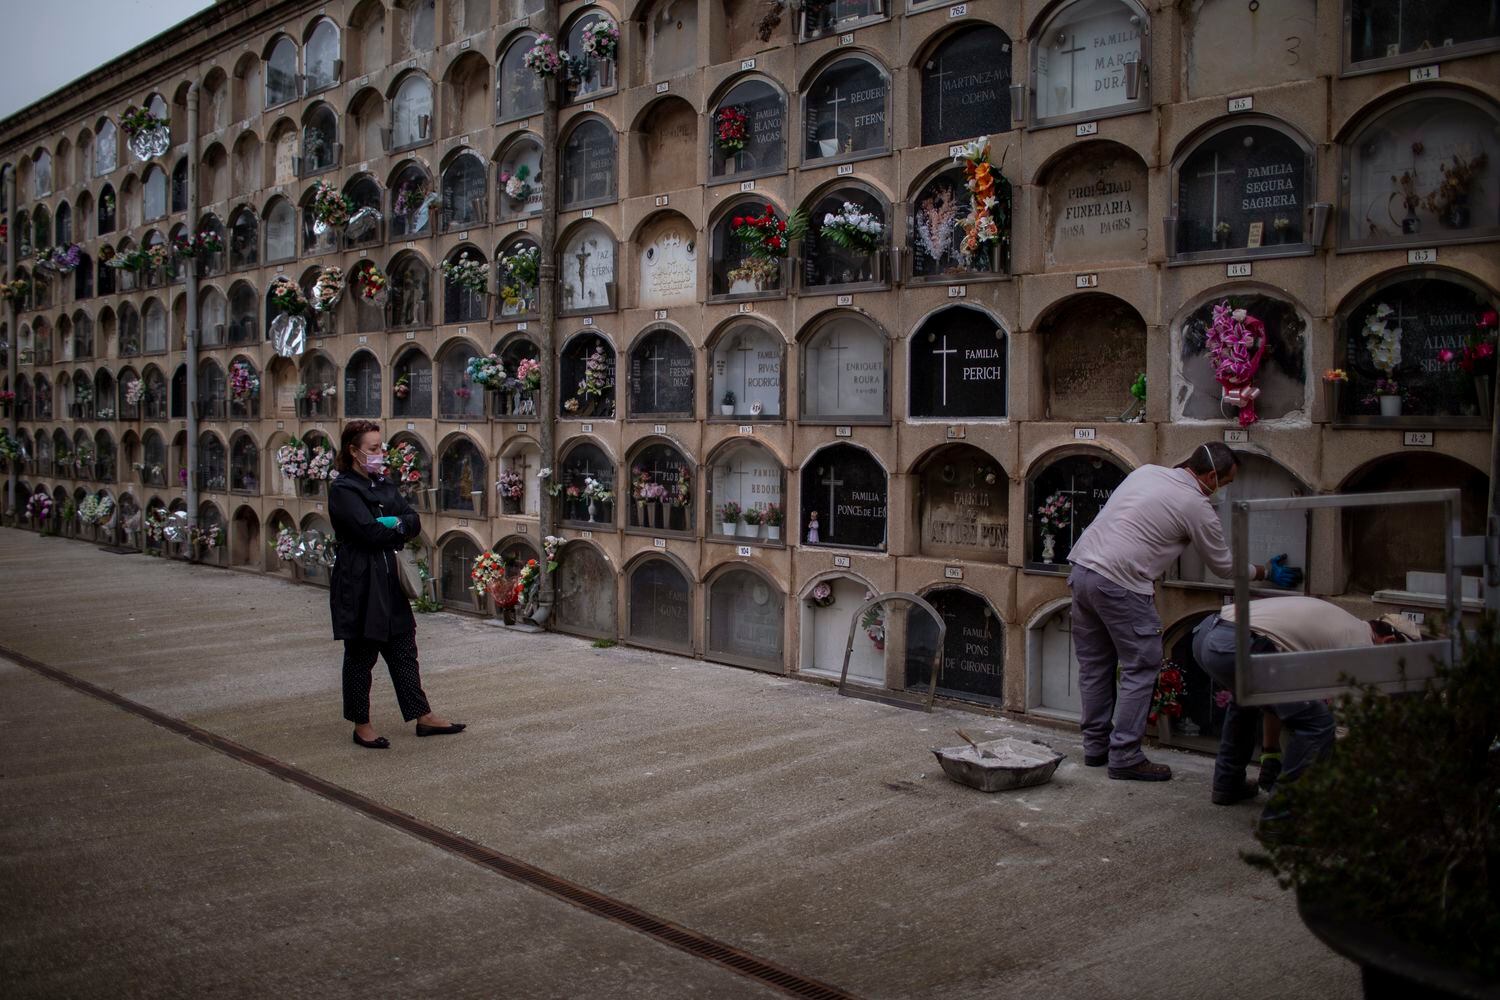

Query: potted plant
left=720, top=390, right=736, bottom=416
left=740, top=505, right=762, bottom=539
left=1245, top=619, right=1499, bottom=999
left=764, top=502, right=783, bottom=542
left=719, top=500, right=741, bottom=536
left=1374, top=378, right=1403, bottom=418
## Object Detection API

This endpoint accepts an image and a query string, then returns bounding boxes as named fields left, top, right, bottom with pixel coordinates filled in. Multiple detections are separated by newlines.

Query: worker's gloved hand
left=375, top=515, right=399, bottom=529
left=1267, top=554, right=1303, bottom=589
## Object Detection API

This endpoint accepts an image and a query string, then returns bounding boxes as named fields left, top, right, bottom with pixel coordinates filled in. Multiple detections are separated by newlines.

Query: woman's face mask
left=357, top=438, right=384, bottom=474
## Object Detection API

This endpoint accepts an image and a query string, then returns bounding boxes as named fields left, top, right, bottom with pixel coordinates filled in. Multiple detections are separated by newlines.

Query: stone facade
left=2, top=0, right=1495, bottom=744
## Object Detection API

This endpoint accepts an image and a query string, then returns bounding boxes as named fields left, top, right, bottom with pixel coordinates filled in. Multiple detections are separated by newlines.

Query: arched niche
left=627, top=327, right=695, bottom=418
left=496, top=33, right=544, bottom=124
left=554, top=542, right=617, bottom=639
left=709, top=320, right=784, bottom=419
left=1183, top=0, right=1315, bottom=99
left=802, top=184, right=889, bottom=289
left=1157, top=610, right=1227, bottom=750
left=198, top=502, right=228, bottom=567
left=633, top=98, right=697, bottom=196
left=1025, top=600, right=1084, bottom=720
left=344, top=350, right=382, bottom=418
left=440, top=149, right=486, bottom=231
left=95, top=121, right=119, bottom=176
left=442, top=52, right=490, bottom=138
left=1171, top=118, right=1314, bottom=259
left=563, top=10, right=618, bottom=101
left=797, top=574, right=886, bottom=682
left=392, top=347, right=433, bottom=418
left=305, top=17, right=341, bottom=93
left=708, top=197, right=791, bottom=299
left=800, top=312, right=888, bottom=422
left=228, top=207, right=259, bottom=269
left=561, top=116, right=617, bottom=210
left=1174, top=292, right=1309, bottom=424
left=436, top=339, right=485, bottom=419
left=707, top=566, right=786, bottom=671
left=228, top=357, right=262, bottom=420
left=1346, top=0, right=1500, bottom=72
left=437, top=436, right=488, bottom=514
left=635, top=213, right=698, bottom=309
left=348, top=89, right=385, bottom=164
left=1040, top=294, right=1146, bottom=420
left=707, top=440, right=786, bottom=543
left=387, top=251, right=433, bottom=328
left=264, top=197, right=297, bottom=262
left=231, top=505, right=262, bottom=568
left=626, top=556, right=693, bottom=652
left=1023, top=448, right=1130, bottom=570
left=1041, top=141, right=1149, bottom=268
left=802, top=56, right=890, bottom=164
left=558, top=439, right=617, bottom=527
left=1340, top=90, right=1500, bottom=250
left=197, top=432, right=228, bottom=493
left=268, top=118, right=300, bottom=186
left=437, top=532, right=481, bottom=609
left=497, top=234, right=541, bottom=319
left=1335, top=271, right=1497, bottom=427
left=495, top=134, right=543, bottom=220
left=344, top=175, right=383, bottom=249
left=301, top=102, right=340, bottom=176
left=1342, top=453, right=1488, bottom=596
left=264, top=35, right=299, bottom=108
left=441, top=244, right=489, bottom=324
left=1029, top=0, right=1150, bottom=126
left=801, top=443, right=887, bottom=550
left=624, top=438, right=695, bottom=533
left=800, top=0, right=886, bottom=41
left=560, top=222, right=617, bottom=315
left=229, top=433, right=260, bottom=493
left=233, top=132, right=263, bottom=192
left=908, top=305, right=1007, bottom=419
left=910, top=163, right=1010, bottom=280
left=348, top=0, right=386, bottom=78
left=390, top=72, right=435, bottom=149
left=645, top=0, right=698, bottom=79
left=384, top=432, right=432, bottom=509
left=389, top=161, right=435, bottom=239
left=559, top=331, right=617, bottom=418
left=498, top=437, right=542, bottom=515
left=1172, top=452, right=1309, bottom=588
left=915, top=444, right=1010, bottom=562
left=709, top=77, right=786, bottom=183
left=919, top=25, right=1013, bottom=148
left=905, top=587, right=1005, bottom=706
left=494, top=334, right=541, bottom=416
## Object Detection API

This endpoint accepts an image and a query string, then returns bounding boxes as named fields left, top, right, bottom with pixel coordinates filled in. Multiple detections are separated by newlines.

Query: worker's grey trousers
left=1067, top=566, right=1163, bottom=768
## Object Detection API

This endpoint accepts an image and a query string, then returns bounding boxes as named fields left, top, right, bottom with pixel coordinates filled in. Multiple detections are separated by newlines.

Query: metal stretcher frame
left=1229, top=489, right=1464, bottom=707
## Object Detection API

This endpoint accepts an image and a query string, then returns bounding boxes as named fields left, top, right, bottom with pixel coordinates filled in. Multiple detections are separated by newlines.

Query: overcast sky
left=1, top=0, right=215, bottom=119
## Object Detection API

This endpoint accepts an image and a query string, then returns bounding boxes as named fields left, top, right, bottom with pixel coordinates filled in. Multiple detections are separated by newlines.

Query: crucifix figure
left=821, top=464, right=844, bottom=537
left=1055, top=32, right=1088, bottom=112
left=1196, top=152, right=1236, bottom=233
left=931, top=334, right=958, bottom=407
left=817, top=330, right=850, bottom=409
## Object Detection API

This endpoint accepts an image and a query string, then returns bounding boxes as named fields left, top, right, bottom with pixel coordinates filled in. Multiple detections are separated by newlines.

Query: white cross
left=1054, top=473, right=1093, bottom=553
left=931, top=335, right=958, bottom=407
left=824, top=87, right=847, bottom=146
left=818, top=331, right=850, bottom=408
left=734, top=339, right=756, bottom=405
left=638, top=347, right=667, bottom=407
left=821, top=465, right=845, bottom=537
left=1196, top=152, right=1236, bottom=233
left=927, top=56, right=956, bottom=132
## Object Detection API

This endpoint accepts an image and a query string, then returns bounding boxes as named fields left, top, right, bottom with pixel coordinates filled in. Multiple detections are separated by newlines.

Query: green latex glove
left=376, top=516, right=399, bottom=529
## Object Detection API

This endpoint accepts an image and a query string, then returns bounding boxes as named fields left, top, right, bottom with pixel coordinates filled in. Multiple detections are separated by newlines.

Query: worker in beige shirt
left=1066, top=442, right=1303, bottom=782
left=1192, top=598, right=1420, bottom=805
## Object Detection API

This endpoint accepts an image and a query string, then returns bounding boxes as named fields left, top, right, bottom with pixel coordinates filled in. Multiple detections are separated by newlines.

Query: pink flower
left=1215, top=689, right=1233, bottom=710
left=1438, top=348, right=1457, bottom=363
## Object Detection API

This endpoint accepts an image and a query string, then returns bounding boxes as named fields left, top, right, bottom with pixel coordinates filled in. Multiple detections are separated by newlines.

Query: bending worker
left=1192, top=597, right=1421, bottom=805
left=1067, top=443, right=1302, bottom=782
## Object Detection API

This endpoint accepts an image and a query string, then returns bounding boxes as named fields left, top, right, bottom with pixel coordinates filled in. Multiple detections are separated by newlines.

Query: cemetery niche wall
left=1336, top=272, right=1497, bottom=427
left=910, top=164, right=1010, bottom=280
left=707, top=566, right=786, bottom=672
left=635, top=215, right=697, bottom=310
left=560, top=222, right=617, bottom=315
left=1040, top=295, right=1145, bottom=421
left=800, top=313, right=888, bottom=422
left=1042, top=142, right=1148, bottom=268
left=1025, top=449, right=1129, bottom=570
left=802, top=56, right=890, bottom=164
left=560, top=332, right=617, bottom=418
left=904, top=588, right=1005, bottom=707
left=707, top=440, right=785, bottom=544
left=1027, top=601, right=1084, bottom=720
left=798, top=574, right=888, bottom=684
left=626, top=555, right=693, bottom=652
left=800, top=443, right=888, bottom=551
left=557, top=440, right=616, bottom=527
left=908, top=306, right=1007, bottom=419
left=625, top=440, right=694, bottom=534
left=1341, top=90, right=1499, bottom=249
left=1174, top=292, right=1309, bottom=423
left=1172, top=120, right=1312, bottom=259
left=915, top=444, right=1010, bottom=563
left=709, top=78, right=786, bottom=182
left=627, top=328, right=695, bottom=419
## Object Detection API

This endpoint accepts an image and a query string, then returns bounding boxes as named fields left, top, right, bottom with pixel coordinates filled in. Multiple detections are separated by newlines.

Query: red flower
left=732, top=216, right=744, bottom=227
left=777, top=220, right=786, bottom=232
left=1479, top=342, right=1495, bottom=359
left=767, top=236, right=781, bottom=249
left=1479, top=311, right=1498, bottom=330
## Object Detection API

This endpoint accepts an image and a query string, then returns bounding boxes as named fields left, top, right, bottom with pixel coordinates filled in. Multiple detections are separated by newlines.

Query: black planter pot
left=1297, top=893, right=1497, bottom=1000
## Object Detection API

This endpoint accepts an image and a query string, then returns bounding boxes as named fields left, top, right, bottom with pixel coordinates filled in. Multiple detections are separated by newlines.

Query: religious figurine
left=807, top=511, right=820, bottom=545
left=1041, top=533, right=1057, bottom=564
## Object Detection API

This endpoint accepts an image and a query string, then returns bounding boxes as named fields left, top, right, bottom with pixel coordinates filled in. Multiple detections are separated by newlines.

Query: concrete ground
left=0, top=530, right=1359, bottom=999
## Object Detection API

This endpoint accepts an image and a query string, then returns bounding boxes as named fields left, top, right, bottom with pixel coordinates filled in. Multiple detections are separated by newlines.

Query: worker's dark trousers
left=1192, top=616, right=1335, bottom=796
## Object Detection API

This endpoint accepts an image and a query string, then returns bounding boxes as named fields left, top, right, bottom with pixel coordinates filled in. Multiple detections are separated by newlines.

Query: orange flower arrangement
left=953, top=136, right=1007, bottom=261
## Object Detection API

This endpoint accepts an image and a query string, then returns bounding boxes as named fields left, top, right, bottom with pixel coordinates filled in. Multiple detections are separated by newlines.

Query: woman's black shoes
left=415, top=722, right=467, bottom=737
left=352, top=730, right=391, bottom=749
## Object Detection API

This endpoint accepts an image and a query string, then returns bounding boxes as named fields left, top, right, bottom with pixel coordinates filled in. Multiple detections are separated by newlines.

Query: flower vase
left=1476, top=376, right=1493, bottom=419
left=1041, top=534, right=1056, bottom=564
left=766, top=525, right=781, bottom=542
left=723, top=521, right=739, bottom=537
left=720, top=404, right=735, bottom=416
left=1401, top=216, right=1421, bottom=235
left=636, top=500, right=648, bottom=528
left=739, top=521, right=758, bottom=539
left=1378, top=394, right=1402, bottom=417
left=587, top=499, right=598, bottom=523
left=1442, top=196, right=1470, bottom=229
left=659, top=501, right=671, bottom=531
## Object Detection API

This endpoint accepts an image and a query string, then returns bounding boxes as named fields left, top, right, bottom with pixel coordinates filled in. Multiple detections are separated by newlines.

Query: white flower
left=1231, top=309, right=1248, bottom=322
left=538, top=466, right=552, bottom=479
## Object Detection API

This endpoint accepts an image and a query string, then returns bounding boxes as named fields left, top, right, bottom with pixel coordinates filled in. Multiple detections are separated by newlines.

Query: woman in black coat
left=329, top=419, right=464, bottom=748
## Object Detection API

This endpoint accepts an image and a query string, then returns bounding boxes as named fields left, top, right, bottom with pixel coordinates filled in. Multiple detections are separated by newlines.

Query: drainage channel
left=6, top=644, right=860, bottom=1000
